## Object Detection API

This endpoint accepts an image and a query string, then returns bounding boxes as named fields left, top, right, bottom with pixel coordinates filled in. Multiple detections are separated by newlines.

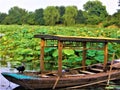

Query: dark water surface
left=1, top=67, right=120, bottom=90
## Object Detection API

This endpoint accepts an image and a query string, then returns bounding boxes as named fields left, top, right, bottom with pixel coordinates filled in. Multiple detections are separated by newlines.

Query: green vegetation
left=83, top=1, right=108, bottom=25
left=0, top=25, right=120, bottom=70
left=63, top=6, right=78, bottom=26
left=0, top=0, right=120, bottom=70
left=44, top=6, right=60, bottom=25
left=0, top=1, right=120, bottom=27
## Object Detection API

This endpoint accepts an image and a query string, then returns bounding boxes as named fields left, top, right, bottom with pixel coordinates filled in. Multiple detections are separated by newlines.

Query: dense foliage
left=0, top=25, right=120, bottom=70
left=44, top=6, right=60, bottom=25
left=0, top=1, right=120, bottom=27
left=83, top=1, right=108, bottom=24
left=63, top=6, right=78, bottom=26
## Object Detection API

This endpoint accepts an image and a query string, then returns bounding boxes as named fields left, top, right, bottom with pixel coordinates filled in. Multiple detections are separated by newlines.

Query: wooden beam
left=58, top=40, right=63, bottom=77
left=103, top=42, right=108, bottom=69
left=80, top=70, right=95, bottom=74
left=82, top=42, right=87, bottom=70
left=90, top=68, right=103, bottom=72
left=40, top=38, right=45, bottom=73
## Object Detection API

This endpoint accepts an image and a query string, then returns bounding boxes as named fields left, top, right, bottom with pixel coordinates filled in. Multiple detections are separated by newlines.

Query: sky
left=0, top=0, right=120, bottom=15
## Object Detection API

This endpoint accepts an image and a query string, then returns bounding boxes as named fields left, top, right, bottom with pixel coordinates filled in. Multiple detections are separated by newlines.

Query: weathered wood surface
left=2, top=63, right=120, bottom=89
left=112, top=62, right=120, bottom=68
left=34, top=35, right=120, bottom=43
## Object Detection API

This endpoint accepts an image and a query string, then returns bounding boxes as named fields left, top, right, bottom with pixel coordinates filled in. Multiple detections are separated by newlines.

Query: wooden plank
left=80, top=70, right=95, bottom=74
left=90, top=68, right=103, bottom=72
left=34, top=35, right=120, bottom=43
left=39, top=74, right=50, bottom=78
left=43, top=71, right=57, bottom=75
left=112, top=62, right=120, bottom=68
left=69, top=70, right=79, bottom=74
left=64, top=74, right=85, bottom=77
left=66, top=78, right=117, bottom=89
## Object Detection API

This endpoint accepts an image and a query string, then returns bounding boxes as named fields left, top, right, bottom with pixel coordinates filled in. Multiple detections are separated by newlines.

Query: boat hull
left=2, top=70, right=120, bottom=89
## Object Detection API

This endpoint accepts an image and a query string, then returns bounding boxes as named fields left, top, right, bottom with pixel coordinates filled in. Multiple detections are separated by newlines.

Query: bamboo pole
left=107, top=53, right=115, bottom=86
left=82, top=42, right=87, bottom=70
left=58, top=40, right=63, bottom=77
left=103, top=42, right=108, bottom=69
left=40, top=39, right=45, bottom=73
left=52, top=76, right=60, bottom=89
left=66, top=78, right=117, bottom=89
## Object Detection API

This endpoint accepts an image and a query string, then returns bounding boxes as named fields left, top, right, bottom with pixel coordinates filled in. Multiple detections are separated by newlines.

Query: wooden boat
left=1, top=35, right=120, bottom=89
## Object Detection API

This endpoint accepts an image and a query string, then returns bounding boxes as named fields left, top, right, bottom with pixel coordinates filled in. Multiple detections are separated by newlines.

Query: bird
left=62, top=68, right=70, bottom=73
left=15, top=63, right=25, bottom=73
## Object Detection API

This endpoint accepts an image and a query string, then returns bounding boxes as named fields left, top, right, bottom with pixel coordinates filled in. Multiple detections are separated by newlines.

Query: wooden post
left=40, top=38, right=45, bottom=73
left=82, top=42, right=87, bottom=70
left=103, top=42, right=108, bottom=69
left=58, top=40, right=63, bottom=77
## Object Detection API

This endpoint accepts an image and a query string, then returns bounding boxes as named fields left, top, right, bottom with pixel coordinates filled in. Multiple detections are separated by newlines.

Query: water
left=0, top=67, right=19, bottom=90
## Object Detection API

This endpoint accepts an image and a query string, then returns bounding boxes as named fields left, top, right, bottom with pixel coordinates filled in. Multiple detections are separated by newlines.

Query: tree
left=103, top=11, right=120, bottom=27
left=44, top=6, right=60, bottom=25
left=63, top=6, right=78, bottom=26
left=76, top=10, right=86, bottom=24
left=26, top=12, right=35, bottom=25
left=83, top=1, right=108, bottom=24
left=4, top=6, right=27, bottom=24
left=113, top=11, right=120, bottom=27
left=0, top=12, right=7, bottom=24
left=34, top=8, right=44, bottom=25
left=56, top=6, right=65, bottom=24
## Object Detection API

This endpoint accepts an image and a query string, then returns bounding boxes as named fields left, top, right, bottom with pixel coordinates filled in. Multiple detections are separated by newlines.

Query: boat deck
left=23, top=63, right=120, bottom=78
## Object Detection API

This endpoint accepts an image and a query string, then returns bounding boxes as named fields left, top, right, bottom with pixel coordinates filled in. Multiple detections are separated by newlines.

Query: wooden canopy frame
left=34, top=34, right=120, bottom=76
